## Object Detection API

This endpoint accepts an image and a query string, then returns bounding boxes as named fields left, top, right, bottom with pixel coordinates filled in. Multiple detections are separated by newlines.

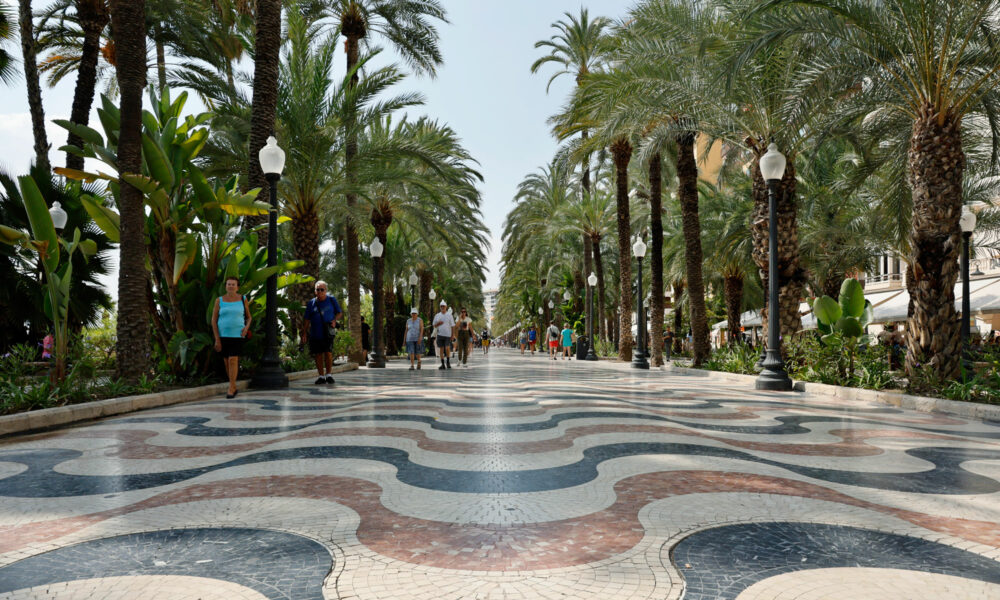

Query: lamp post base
left=250, top=356, right=289, bottom=389
left=754, top=349, right=792, bottom=391
left=367, top=352, right=386, bottom=368
left=631, top=349, right=649, bottom=369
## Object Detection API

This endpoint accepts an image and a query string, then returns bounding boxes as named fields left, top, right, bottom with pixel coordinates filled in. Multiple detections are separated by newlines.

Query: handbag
left=325, top=322, right=336, bottom=339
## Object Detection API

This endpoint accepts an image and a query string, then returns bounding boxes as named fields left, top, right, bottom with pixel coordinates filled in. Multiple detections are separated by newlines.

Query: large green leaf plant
left=813, top=278, right=873, bottom=381
left=55, top=87, right=306, bottom=375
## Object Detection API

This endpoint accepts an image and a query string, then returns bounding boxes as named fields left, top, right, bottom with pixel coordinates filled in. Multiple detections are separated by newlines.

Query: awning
left=712, top=276, right=1000, bottom=331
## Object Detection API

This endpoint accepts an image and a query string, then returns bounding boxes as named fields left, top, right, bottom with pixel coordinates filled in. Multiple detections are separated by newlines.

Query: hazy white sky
left=0, top=0, right=631, bottom=293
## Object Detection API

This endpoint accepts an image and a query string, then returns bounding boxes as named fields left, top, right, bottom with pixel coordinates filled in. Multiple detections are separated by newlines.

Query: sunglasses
left=316, top=288, right=326, bottom=292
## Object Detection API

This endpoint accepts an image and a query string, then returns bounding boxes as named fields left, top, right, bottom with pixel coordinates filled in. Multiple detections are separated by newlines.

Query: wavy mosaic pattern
left=1, top=352, right=999, bottom=599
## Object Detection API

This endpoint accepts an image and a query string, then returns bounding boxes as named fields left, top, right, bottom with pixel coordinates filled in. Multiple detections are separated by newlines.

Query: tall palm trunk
left=371, top=207, right=392, bottom=362
left=648, top=152, right=664, bottom=366
left=65, top=0, right=108, bottom=171
left=905, top=108, right=964, bottom=381
left=245, top=0, right=281, bottom=245
left=723, top=273, right=744, bottom=345
left=418, top=269, right=432, bottom=320
left=672, top=281, right=684, bottom=354
left=676, top=133, right=710, bottom=365
left=591, top=232, right=606, bottom=340
left=152, top=21, right=167, bottom=91
left=18, top=0, right=49, bottom=172
left=109, top=0, right=148, bottom=382
left=751, top=157, right=805, bottom=348
left=343, top=30, right=365, bottom=364
left=290, top=205, right=321, bottom=310
left=611, top=137, right=633, bottom=362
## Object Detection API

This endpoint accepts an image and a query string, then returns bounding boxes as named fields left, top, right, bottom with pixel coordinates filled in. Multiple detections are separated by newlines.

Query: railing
left=864, top=273, right=903, bottom=285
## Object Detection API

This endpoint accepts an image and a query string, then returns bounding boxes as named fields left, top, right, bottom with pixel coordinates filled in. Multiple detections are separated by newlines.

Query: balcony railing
left=864, top=273, right=903, bottom=285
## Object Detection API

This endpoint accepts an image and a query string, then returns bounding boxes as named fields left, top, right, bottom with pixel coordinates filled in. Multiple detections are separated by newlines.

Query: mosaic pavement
left=1, top=350, right=999, bottom=599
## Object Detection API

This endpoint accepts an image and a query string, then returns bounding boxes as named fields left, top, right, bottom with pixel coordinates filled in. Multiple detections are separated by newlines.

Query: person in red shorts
left=546, top=320, right=561, bottom=360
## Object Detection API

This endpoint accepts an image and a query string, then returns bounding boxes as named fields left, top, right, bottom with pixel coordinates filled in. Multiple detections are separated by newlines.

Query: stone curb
left=661, top=364, right=1000, bottom=422
left=0, top=363, right=359, bottom=438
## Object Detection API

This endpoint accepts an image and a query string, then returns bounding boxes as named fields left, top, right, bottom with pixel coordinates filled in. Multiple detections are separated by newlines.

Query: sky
left=0, top=0, right=631, bottom=295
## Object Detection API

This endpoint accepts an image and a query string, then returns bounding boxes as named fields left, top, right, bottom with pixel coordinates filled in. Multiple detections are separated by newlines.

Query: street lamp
left=586, top=272, right=598, bottom=360
left=564, top=290, right=572, bottom=302
left=632, top=238, right=649, bottom=369
left=755, top=142, right=793, bottom=391
left=408, top=271, right=418, bottom=312
left=250, top=136, right=289, bottom=389
left=548, top=299, right=554, bottom=309
left=429, top=288, right=436, bottom=301
left=368, top=237, right=386, bottom=368
left=960, top=205, right=977, bottom=376
left=48, top=202, right=67, bottom=230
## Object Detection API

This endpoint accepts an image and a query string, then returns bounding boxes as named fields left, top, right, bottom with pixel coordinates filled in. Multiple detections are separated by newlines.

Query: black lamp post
left=368, top=237, right=386, bottom=368
left=960, top=205, right=977, bottom=376
left=586, top=272, right=598, bottom=360
left=409, top=271, right=418, bottom=313
left=755, top=143, right=793, bottom=391
left=632, top=238, right=649, bottom=369
left=251, top=136, right=289, bottom=389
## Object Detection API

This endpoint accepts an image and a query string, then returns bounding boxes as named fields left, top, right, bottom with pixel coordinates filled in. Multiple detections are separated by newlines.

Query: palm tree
left=245, top=0, right=281, bottom=245
left=18, top=0, right=50, bottom=171
left=747, top=0, right=1000, bottom=380
left=0, top=4, right=18, bottom=84
left=327, top=0, right=447, bottom=363
left=108, top=0, right=149, bottom=381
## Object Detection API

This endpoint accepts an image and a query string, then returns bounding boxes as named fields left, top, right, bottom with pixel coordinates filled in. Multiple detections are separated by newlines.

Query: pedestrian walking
left=404, top=308, right=424, bottom=370
left=561, top=323, right=574, bottom=360
left=482, top=329, right=491, bottom=355
left=212, top=276, right=252, bottom=398
left=432, top=300, right=456, bottom=369
left=664, top=328, right=674, bottom=360
left=519, top=330, right=527, bottom=354
left=528, top=326, right=538, bottom=354
left=456, top=308, right=473, bottom=366
left=546, top=320, right=561, bottom=360
left=302, top=280, right=342, bottom=384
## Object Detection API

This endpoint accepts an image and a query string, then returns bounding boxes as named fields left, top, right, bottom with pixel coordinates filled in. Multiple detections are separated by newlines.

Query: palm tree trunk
left=676, top=133, right=710, bottom=365
left=572, top=269, right=584, bottom=315
left=591, top=232, right=606, bottom=341
left=244, top=0, right=281, bottom=244
left=153, top=21, right=166, bottom=91
left=611, top=137, right=633, bottom=362
left=724, top=273, right=744, bottom=345
left=109, top=0, right=148, bottom=382
left=673, top=282, right=684, bottom=354
left=751, top=157, right=805, bottom=348
left=343, top=34, right=365, bottom=364
left=65, top=0, right=108, bottom=171
left=904, top=108, right=964, bottom=381
left=418, top=269, right=432, bottom=320
left=371, top=209, right=392, bottom=362
left=291, top=204, right=320, bottom=313
left=648, top=152, right=664, bottom=366
left=18, top=0, right=49, bottom=172
left=821, top=275, right=843, bottom=300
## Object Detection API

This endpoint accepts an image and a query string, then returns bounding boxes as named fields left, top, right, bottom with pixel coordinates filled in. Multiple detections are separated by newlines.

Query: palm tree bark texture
left=724, top=274, right=744, bottom=345
left=905, top=107, right=964, bottom=381
left=611, top=137, right=633, bottom=362
left=343, top=13, right=366, bottom=365
left=750, top=156, right=806, bottom=351
left=672, top=281, right=684, bottom=355
left=18, top=0, right=49, bottom=172
left=290, top=198, right=321, bottom=320
left=244, top=0, right=281, bottom=245
left=648, top=153, right=665, bottom=367
left=591, top=233, right=607, bottom=341
left=65, top=0, right=108, bottom=171
left=676, top=133, right=710, bottom=366
left=109, top=0, right=149, bottom=382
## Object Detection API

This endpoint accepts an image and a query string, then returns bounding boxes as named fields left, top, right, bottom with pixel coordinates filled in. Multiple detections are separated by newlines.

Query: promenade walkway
left=1, top=349, right=999, bottom=599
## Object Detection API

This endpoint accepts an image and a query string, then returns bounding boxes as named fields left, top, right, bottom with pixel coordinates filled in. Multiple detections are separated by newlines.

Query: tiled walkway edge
left=663, top=364, right=1000, bottom=421
left=0, top=363, right=359, bottom=437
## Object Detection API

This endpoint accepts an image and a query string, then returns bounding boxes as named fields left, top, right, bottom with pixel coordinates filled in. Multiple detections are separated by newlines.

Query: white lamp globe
left=408, top=271, right=418, bottom=286
left=369, top=237, right=383, bottom=258
left=548, top=300, right=554, bottom=309
left=563, top=290, right=572, bottom=301
left=632, top=238, right=647, bottom=259
left=48, top=201, right=68, bottom=231
left=759, top=142, right=786, bottom=182
left=429, top=288, right=436, bottom=300
left=960, top=205, right=977, bottom=233
left=259, top=136, right=285, bottom=176
left=588, top=272, right=597, bottom=287
left=538, top=307, right=543, bottom=315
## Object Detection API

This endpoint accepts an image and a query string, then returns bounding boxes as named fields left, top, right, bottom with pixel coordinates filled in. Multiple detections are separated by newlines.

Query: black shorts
left=309, top=336, right=333, bottom=356
left=219, top=337, right=243, bottom=358
left=436, top=335, right=452, bottom=349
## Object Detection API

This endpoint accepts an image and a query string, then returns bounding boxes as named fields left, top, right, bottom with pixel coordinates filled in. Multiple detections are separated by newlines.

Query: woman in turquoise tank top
left=212, top=276, right=252, bottom=398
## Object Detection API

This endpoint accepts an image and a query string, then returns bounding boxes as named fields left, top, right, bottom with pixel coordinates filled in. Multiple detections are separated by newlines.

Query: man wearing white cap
left=403, top=307, right=424, bottom=370
left=432, top=300, right=456, bottom=369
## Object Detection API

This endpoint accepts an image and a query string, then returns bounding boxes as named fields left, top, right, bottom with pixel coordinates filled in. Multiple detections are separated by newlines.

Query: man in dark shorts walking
left=303, top=280, right=342, bottom=384
left=432, top=300, right=456, bottom=369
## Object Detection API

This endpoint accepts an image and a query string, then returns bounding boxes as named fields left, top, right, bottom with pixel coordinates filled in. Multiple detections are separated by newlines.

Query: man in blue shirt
left=302, top=280, right=343, bottom=384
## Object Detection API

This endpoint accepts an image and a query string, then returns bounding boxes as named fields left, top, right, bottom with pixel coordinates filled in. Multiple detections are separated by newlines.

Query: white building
left=483, top=288, right=499, bottom=332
